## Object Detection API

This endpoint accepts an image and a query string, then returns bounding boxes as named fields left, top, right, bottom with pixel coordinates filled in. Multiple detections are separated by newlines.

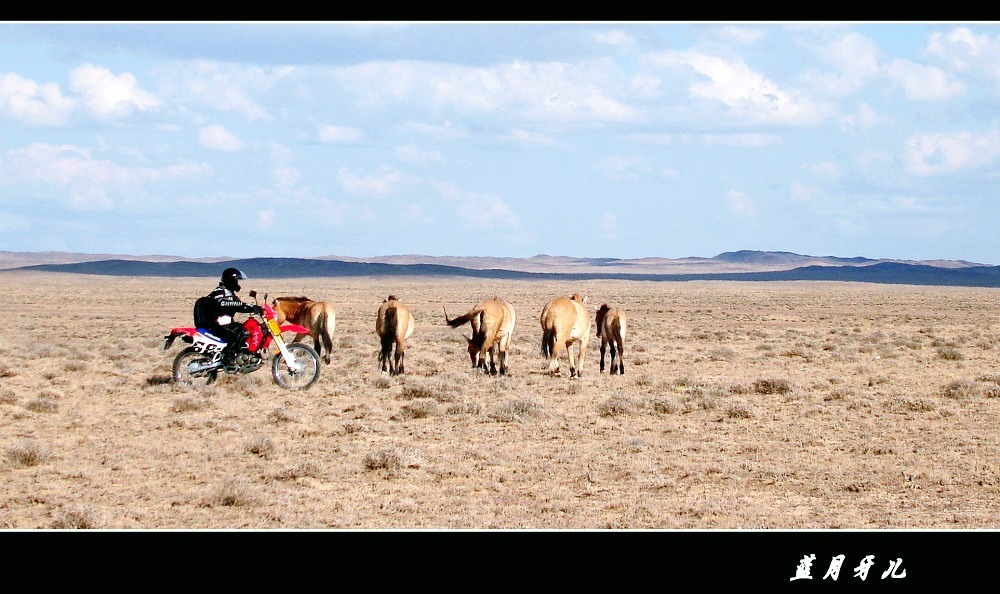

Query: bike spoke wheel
left=173, top=347, right=219, bottom=387
left=271, top=343, right=320, bottom=390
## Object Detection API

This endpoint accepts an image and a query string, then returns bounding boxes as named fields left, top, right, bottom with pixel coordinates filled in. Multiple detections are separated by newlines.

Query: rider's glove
left=253, top=305, right=264, bottom=315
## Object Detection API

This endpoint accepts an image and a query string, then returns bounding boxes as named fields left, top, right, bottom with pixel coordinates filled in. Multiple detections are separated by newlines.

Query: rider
left=199, top=268, right=262, bottom=363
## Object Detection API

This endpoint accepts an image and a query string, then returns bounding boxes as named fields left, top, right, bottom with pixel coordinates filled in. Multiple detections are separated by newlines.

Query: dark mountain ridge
left=5, top=252, right=1000, bottom=288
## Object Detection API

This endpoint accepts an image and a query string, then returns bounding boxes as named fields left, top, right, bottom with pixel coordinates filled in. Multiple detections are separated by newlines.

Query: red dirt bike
left=163, top=290, right=321, bottom=390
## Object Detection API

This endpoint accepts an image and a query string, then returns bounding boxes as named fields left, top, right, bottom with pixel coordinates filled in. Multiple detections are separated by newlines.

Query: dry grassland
left=0, top=272, right=997, bottom=529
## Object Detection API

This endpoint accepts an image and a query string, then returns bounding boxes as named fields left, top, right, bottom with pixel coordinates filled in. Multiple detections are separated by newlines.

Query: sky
left=1, top=21, right=999, bottom=264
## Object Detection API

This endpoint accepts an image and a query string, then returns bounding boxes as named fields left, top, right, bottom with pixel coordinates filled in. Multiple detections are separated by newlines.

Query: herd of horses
left=270, top=292, right=627, bottom=378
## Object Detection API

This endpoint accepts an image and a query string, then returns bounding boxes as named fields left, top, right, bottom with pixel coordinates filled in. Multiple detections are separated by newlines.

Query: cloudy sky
left=1, top=21, right=998, bottom=263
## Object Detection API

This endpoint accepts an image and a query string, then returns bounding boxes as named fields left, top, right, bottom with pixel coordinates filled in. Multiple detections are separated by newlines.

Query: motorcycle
left=163, top=290, right=321, bottom=390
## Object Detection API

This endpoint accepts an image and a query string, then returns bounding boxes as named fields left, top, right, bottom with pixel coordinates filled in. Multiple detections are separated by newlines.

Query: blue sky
left=1, top=21, right=998, bottom=264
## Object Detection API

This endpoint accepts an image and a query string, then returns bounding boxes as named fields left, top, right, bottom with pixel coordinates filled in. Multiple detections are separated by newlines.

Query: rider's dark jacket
left=207, top=283, right=257, bottom=324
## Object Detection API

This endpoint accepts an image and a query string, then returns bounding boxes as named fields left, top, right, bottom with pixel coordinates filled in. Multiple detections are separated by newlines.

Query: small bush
left=170, top=397, right=208, bottom=413
left=208, top=477, right=256, bottom=507
left=597, top=394, right=637, bottom=417
left=244, top=435, right=275, bottom=459
left=7, top=441, right=49, bottom=467
left=753, top=379, right=791, bottom=395
left=51, top=504, right=103, bottom=529
left=651, top=396, right=681, bottom=415
left=398, top=398, right=438, bottom=419
left=937, top=347, right=964, bottom=361
left=363, top=449, right=404, bottom=473
left=489, top=397, right=540, bottom=422
left=941, top=380, right=979, bottom=399
left=25, top=398, right=58, bottom=413
left=724, top=398, right=754, bottom=419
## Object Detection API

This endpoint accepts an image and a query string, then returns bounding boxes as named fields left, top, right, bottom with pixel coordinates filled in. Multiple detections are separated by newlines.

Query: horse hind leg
left=394, top=340, right=405, bottom=375
left=600, top=340, right=608, bottom=373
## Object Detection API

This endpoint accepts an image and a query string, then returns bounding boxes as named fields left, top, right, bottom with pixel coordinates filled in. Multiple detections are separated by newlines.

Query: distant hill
left=3, top=251, right=999, bottom=288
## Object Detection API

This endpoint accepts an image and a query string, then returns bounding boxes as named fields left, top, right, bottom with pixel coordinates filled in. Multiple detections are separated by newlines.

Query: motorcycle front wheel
left=173, top=347, right=220, bottom=387
left=272, top=343, right=320, bottom=390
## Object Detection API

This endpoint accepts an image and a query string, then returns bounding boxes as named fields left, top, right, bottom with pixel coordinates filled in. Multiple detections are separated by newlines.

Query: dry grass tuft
left=207, top=477, right=256, bottom=507
left=272, top=461, right=319, bottom=481
left=752, top=378, right=791, bottom=395
left=724, top=398, right=755, bottom=418
left=489, top=397, right=540, bottom=422
left=170, top=397, right=209, bottom=413
left=937, top=346, right=964, bottom=361
left=651, top=396, right=682, bottom=414
left=398, top=398, right=438, bottom=419
left=0, top=388, right=18, bottom=405
left=0, top=363, right=17, bottom=378
left=51, top=504, right=103, bottom=529
left=598, top=393, right=638, bottom=417
left=146, top=375, right=173, bottom=386
left=25, top=397, right=59, bottom=413
left=7, top=440, right=49, bottom=467
left=941, top=379, right=980, bottom=399
left=363, top=449, right=405, bottom=474
left=244, top=435, right=276, bottom=459
left=400, top=378, right=459, bottom=402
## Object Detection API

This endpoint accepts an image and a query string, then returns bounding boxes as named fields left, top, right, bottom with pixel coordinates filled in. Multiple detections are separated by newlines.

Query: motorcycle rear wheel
left=173, top=347, right=220, bottom=387
left=272, top=343, right=320, bottom=390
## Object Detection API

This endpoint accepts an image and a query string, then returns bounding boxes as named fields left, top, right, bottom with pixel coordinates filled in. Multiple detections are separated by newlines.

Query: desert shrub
left=51, top=504, right=103, bottom=529
left=446, top=401, right=482, bottom=416
left=272, top=461, right=319, bottom=481
left=7, top=441, right=49, bottom=467
left=398, top=398, right=438, bottom=419
left=0, top=363, right=16, bottom=378
left=597, top=394, right=637, bottom=417
left=937, top=347, right=964, bottom=361
left=207, top=477, right=256, bottom=507
left=400, top=378, right=458, bottom=402
left=724, top=398, right=754, bottom=419
left=363, top=449, right=404, bottom=472
left=0, top=388, right=18, bottom=405
left=371, top=376, right=393, bottom=389
left=170, top=397, right=208, bottom=413
left=25, top=397, right=58, bottom=413
left=267, top=408, right=296, bottom=424
left=753, top=379, right=791, bottom=395
left=651, top=396, right=682, bottom=415
left=707, top=347, right=737, bottom=362
left=489, top=397, right=540, bottom=422
left=145, top=375, right=172, bottom=386
left=244, top=435, right=275, bottom=459
left=941, top=380, right=979, bottom=399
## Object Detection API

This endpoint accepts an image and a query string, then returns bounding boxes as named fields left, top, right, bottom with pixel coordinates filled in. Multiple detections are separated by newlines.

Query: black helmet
left=220, top=267, right=246, bottom=292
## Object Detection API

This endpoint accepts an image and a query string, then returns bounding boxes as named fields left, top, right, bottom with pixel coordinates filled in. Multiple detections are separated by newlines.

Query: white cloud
left=258, top=209, right=275, bottom=229
left=883, top=59, right=965, bottom=101
left=199, top=125, right=245, bottom=152
left=838, top=102, right=883, bottom=131
left=903, top=130, right=1000, bottom=175
left=68, top=64, right=161, bottom=120
left=726, top=188, right=756, bottom=218
left=801, top=32, right=880, bottom=97
left=924, top=27, right=998, bottom=73
left=336, top=165, right=404, bottom=197
left=318, top=124, right=362, bottom=144
left=595, top=30, right=635, bottom=50
left=0, top=143, right=210, bottom=209
left=429, top=180, right=519, bottom=230
left=158, top=60, right=291, bottom=121
left=331, top=59, right=638, bottom=123
left=699, top=133, right=782, bottom=148
left=0, top=72, right=75, bottom=126
left=598, top=155, right=651, bottom=180
left=395, top=145, right=444, bottom=166
left=504, top=129, right=556, bottom=146
left=650, top=49, right=822, bottom=126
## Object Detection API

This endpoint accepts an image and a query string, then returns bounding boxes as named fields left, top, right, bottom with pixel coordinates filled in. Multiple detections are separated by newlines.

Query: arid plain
left=0, top=271, right=997, bottom=529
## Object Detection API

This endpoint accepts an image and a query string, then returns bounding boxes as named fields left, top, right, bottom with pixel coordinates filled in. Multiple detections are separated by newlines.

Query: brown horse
left=444, top=296, right=516, bottom=376
left=539, top=293, right=592, bottom=378
left=595, top=304, right=627, bottom=375
left=271, top=296, right=337, bottom=364
left=376, top=295, right=415, bottom=375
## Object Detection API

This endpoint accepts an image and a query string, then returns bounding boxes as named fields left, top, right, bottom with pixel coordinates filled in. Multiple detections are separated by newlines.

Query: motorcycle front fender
left=280, top=323, right=310, bottom=334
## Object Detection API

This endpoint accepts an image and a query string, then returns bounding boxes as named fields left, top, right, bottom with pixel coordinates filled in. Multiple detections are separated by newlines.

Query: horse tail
left=445, top=305, right=482, bottom=329
left=380, top=306, right=398, bottom=357
left=316, top=309, right=333, bottom=356
left=541, top=328, right=554, bottom=358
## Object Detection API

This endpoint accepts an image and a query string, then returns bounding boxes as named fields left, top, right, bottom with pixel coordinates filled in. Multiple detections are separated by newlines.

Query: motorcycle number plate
left=193, top=334, right=226, bottom=354
left=267, top=319, right=282, bottom=336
